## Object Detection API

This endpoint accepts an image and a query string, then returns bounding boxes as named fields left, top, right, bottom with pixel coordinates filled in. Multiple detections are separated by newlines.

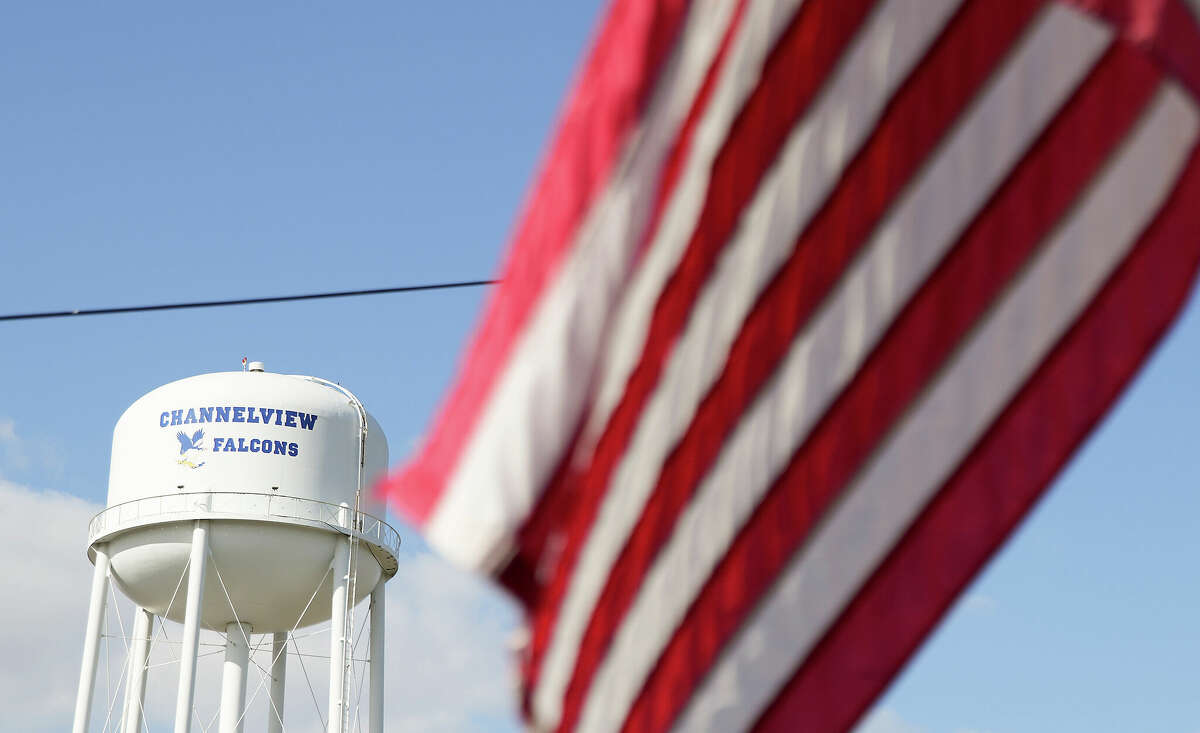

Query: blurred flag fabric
left=380, top=0, right=1200, bottom=730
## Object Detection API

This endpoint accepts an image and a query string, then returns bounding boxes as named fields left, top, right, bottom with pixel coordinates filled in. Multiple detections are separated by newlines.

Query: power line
left=0, top=279, right=497, bottom=322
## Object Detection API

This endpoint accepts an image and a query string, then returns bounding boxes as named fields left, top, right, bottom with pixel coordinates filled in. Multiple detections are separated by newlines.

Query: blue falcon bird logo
left=176, top=429, right=206, bottom=469
left=176, top=429, right=205, bottom=454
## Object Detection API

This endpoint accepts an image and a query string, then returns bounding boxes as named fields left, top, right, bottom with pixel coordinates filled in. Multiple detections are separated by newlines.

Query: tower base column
left=369, top=580, right=385, bottom=733
left=328, top=526, right=351, bottom=733
left=267, top=631, right=287, bottom=733
left=174, top=520, right=209, bottom=733
left=72, top=544, right=111, bottom=733
left=122, top=607, right=153, bottom=733
left=219, top=621, right=252, bottom=733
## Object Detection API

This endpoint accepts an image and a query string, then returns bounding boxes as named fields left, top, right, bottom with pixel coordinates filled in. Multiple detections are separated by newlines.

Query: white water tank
left=87, top=367, right=397, bottom=632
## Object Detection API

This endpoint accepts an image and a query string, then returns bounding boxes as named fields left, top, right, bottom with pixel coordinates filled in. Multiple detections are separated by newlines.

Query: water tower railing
left=88, top=492, right=402, bottom=573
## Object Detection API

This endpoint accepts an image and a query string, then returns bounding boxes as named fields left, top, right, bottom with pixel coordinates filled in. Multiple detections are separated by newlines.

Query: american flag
left=380, top=0, right=1200, bottom=730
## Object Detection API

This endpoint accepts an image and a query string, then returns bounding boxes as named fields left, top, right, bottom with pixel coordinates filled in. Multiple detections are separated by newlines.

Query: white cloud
left=960, top=593, right=998, bottom=615
left=0, top=417, right=30, bottom=471
left=381, top=550, right=523, bottom=730
left=0, top=477, right=100, bottom=732
left=0, top=416, right=65, bottom=479
left=854, top=707, right=928, bottom=733
left=0, top=477, right=524, bottom=732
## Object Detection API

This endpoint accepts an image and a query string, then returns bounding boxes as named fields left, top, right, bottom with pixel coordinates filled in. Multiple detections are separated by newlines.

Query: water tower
left=72, top=363, right=400, bottom=733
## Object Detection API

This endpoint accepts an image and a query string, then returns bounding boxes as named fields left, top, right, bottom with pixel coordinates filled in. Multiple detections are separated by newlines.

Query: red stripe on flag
left=504, top=0, right=754, bottom=610
left=753, top=133, right=1200, bottom=733
left=379, top=0, right=690, bottom=522
left=622, top=40, right=1161, bottom=733
left=525, top=0, right=881, bottom=700
left=582, top=0, right=1052, bottom=721
left=554, top=0, right=1049, bottom=724
left=635, top=0, right=754, bottom=265
left=1066, top=0, right=1200, bottom=95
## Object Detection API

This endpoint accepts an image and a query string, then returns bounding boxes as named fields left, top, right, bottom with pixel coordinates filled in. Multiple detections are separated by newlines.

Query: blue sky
left=1, top=3, right=1198, bottom=731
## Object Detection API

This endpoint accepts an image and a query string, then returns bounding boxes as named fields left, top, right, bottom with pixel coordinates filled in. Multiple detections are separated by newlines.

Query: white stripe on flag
left=574, top=5, right=1113, bottom=731
left=674, top=80, right=1199, bottom=733
left=577, top=0, right=806, bottom=463
left=530, top=0, right=807, bottom=723
left=422, top=0, right=740, bottom=571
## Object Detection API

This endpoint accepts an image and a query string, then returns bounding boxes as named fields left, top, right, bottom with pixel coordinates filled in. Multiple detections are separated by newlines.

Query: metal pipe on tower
left=219, top=621, right=252, bottom=733
left=370, top=580, right=386, bottom=733
left=122, top=607, right=153, bottom=733
left=175, top=520, right=209, bottom=733
left=72, top=543, right=110, bottom=733
left=268, top=631, right=288, bottom=733
left=328, top=523, right=352, bottom=733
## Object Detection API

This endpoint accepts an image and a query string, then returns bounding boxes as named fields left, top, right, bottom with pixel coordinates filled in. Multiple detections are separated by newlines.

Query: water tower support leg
left=122, top=607, right=153, bottom=733
left=369, top=581, right=385, bottom=733
left=219, top=621, right=252, bottom=733
left=267, top=631, right=287, bottom=733
left=174, top=519, right=209, bottom=733
left=72, top=543, right=111, bottom=733
left=328, top=536, right=351, bottom=733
